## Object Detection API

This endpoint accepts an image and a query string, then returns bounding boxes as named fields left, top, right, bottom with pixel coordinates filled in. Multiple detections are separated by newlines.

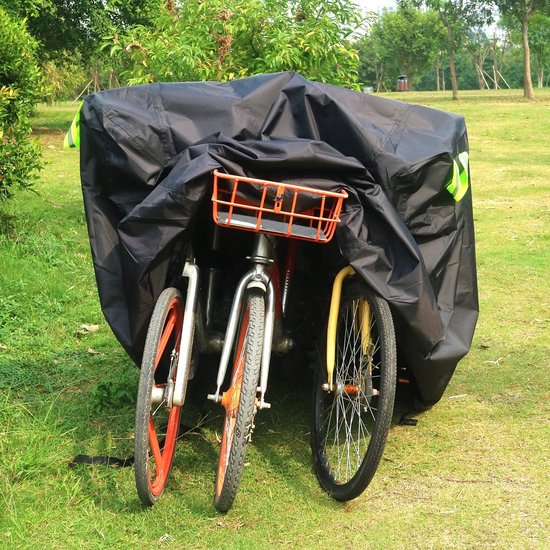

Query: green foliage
left=0, top=8, right=43, bottom=202
left=41, top=51, right=90, bottom=103
left=529, top=13, right=550, bottom=85
left=90, top=376, right=136, bottom=413
left=358, top=7, right=445, bottom=90
left=0, top=0, right=162, bottom=105
left=493, top=0, right=550, bottom=25
left=1, top=0, right=152, bottom=62
left=492, top=0, right=550, bottom=97
left=0, top=0, right=51, bottom=18
left=107, top=0, right=363, bottom=88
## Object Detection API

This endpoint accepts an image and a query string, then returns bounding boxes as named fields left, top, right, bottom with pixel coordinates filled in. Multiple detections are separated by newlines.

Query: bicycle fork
left=207, top=233, right=287, bottom=411
left=152, top=260, right=202, bottom=410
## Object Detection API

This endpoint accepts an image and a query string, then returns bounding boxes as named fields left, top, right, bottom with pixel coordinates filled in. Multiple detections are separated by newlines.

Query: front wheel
left=311, top=278, right=396, bottom=501
left=135, top=287, right=185, bottom=506
left=214, top=289, right=264, bottom=512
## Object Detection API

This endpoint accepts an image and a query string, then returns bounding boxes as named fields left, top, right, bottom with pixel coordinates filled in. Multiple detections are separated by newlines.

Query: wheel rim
left=216, top=307, right=250, bottom=498
left=320, top=296, right=381, bottom=484
left=148, top=297, right=183, bottom=496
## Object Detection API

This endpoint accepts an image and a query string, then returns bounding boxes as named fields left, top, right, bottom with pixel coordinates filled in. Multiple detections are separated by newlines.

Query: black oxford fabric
left=79, top=72, right=478, bottom=409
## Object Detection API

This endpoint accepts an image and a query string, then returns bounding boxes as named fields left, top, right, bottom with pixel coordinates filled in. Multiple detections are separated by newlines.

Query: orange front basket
left=212, top=170, right=347, bottom=244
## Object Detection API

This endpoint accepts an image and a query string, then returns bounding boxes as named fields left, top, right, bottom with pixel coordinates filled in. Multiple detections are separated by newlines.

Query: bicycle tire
left=311, top=277, right=396, bottom=501
left=214, top=289, right=264, bottom=512
left=135, top=287, right=185, bottom=506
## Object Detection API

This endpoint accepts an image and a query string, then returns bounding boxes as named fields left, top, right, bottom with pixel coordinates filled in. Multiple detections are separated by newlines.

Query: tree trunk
left=537, top=68, right=544, bottom=88
left=436, top=64, right=440, bottom=91
left=475, top=63, right=485, bottom=90
left=522, top=12, right=535, bottom=100
left=449, top=53, right=458, bottom=100
left=93, top=70, right=100, bottom=93
left=375, top=63, right=383, bottom=93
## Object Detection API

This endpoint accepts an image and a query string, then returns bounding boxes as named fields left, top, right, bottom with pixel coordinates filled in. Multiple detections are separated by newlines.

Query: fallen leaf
left=81, top=324, right=100, bottom=333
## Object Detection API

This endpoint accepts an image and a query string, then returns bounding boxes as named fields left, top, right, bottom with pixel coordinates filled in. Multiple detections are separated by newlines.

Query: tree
left=493, top=0, right=550, bottom=99
left=528, top=13, right=550, bottom=87
left=465, top=28, right=491, bottom=89
left=0, top=8, right=43, bottom=202
left=0, top=0, right=161, bottom=62
left=108, top=0, right=363, bottom=88
left=358, top=7, right=445, bottom=90
left=357, top=28, right=389, bottom=91
left=400, top=0, right=493, bottom=99
left=0, top=0, right=163, bottom=101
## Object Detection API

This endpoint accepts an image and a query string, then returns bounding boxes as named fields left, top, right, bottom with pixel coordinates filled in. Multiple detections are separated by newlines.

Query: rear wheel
left=214, top=289, right=264, bottom=512
left=135, top=287, right=184, bottom=506
left=311, top=278, right=396, bottom=501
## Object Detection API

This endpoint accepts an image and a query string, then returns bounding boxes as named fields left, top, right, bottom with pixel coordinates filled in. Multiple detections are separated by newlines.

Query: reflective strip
left=445, top=151, right=469, bottom=202
left=446, top=159, right=460, bottom=198
left=63, top=101, right=83, bottom=149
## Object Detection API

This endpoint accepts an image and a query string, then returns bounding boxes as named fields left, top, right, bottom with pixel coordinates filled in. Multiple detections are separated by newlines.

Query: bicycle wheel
left=214, top=289, right=264, bottom=512
left=311, top=278, right=396, bottom=501
left=135, top=287, right=184, bottom=506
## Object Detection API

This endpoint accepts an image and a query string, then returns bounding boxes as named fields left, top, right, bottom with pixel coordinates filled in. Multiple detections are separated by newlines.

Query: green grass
left=1, top=91, right=549, bottom=549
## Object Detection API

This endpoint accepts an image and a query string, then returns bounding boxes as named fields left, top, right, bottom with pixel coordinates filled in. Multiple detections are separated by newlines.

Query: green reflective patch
left=445, top=152, right=469, bottom=202
left=63, top=101, right=83, bottom=149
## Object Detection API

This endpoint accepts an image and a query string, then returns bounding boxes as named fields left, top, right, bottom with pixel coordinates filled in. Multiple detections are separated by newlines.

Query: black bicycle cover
left=78, top=72, right=478, bottom=409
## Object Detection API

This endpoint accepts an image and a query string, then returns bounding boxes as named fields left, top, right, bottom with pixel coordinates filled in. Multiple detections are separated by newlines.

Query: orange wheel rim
left=148, top=298, right=183, bottom=495
left=216, top=307, right=250, bottom=497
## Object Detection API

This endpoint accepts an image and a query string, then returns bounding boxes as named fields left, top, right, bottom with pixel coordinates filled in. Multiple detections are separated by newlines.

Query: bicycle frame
left=162, top=231, right=294, bottom=411
left=163, top=171, right=346, bottom=410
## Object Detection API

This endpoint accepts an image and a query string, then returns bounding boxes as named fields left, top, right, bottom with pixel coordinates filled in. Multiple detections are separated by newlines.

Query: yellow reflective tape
left=445, top=153, right=469, bottom=202
left=63, top=101, right=83, bottom=149
left=455, top=151, right=469, bottom=201
left=445, top=160, right=460, bottom=197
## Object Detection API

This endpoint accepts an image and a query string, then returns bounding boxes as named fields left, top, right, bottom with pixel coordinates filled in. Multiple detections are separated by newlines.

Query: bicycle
left=133, top=169, right=397, bottom=510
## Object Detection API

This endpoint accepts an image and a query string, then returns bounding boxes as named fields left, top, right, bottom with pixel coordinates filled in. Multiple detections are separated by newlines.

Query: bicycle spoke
left=321, top=293, right=386, bottom=484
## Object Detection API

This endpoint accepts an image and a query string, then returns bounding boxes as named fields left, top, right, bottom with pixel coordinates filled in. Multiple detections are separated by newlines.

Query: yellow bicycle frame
left=326, top=266, right=371, bottom=391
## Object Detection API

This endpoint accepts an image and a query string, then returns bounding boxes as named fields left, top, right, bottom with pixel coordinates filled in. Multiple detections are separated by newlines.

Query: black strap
left=399, top=410, right=419, bottom=426
left=69, top=454, right=134, bottom=468
left=69, top=422, right=200, bottom=469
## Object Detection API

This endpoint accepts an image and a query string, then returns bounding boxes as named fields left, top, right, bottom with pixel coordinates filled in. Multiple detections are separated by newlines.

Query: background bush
left=0, top=7, right=43, bottom=202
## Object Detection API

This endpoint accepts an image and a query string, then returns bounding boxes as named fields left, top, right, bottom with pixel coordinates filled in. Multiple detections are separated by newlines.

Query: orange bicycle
left=134, top=170, right=397, bottom=510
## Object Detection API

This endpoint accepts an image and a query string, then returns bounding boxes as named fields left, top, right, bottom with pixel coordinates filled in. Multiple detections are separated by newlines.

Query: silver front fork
left=207, top=235, right=275, bottom=410
left=172, top=260, right=200, bottom=407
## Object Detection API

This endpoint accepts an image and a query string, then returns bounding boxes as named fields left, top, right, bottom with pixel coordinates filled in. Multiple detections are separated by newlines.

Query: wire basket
left=212, top=170, right=347, bottom=243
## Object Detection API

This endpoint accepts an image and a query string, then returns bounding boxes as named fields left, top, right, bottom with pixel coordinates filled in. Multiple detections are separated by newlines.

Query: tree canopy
left=358, top=6, right=445, bottom=90
left=0, top=7, right=43, bottom=200
left=492, top=0, right=550, bottom=97
left=398, top=0, right=494, bottom=99
left=107, top=0, right=363, bottom=88
left=1, top=0, right=549, bottom=101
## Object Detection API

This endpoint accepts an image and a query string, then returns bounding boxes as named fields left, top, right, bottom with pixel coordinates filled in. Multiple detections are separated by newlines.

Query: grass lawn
left=0, top=89, right=548, bottom=549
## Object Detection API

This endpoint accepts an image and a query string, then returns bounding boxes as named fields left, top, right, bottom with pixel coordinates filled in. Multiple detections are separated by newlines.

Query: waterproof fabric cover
left=79, top=72, right=478, bottom=409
